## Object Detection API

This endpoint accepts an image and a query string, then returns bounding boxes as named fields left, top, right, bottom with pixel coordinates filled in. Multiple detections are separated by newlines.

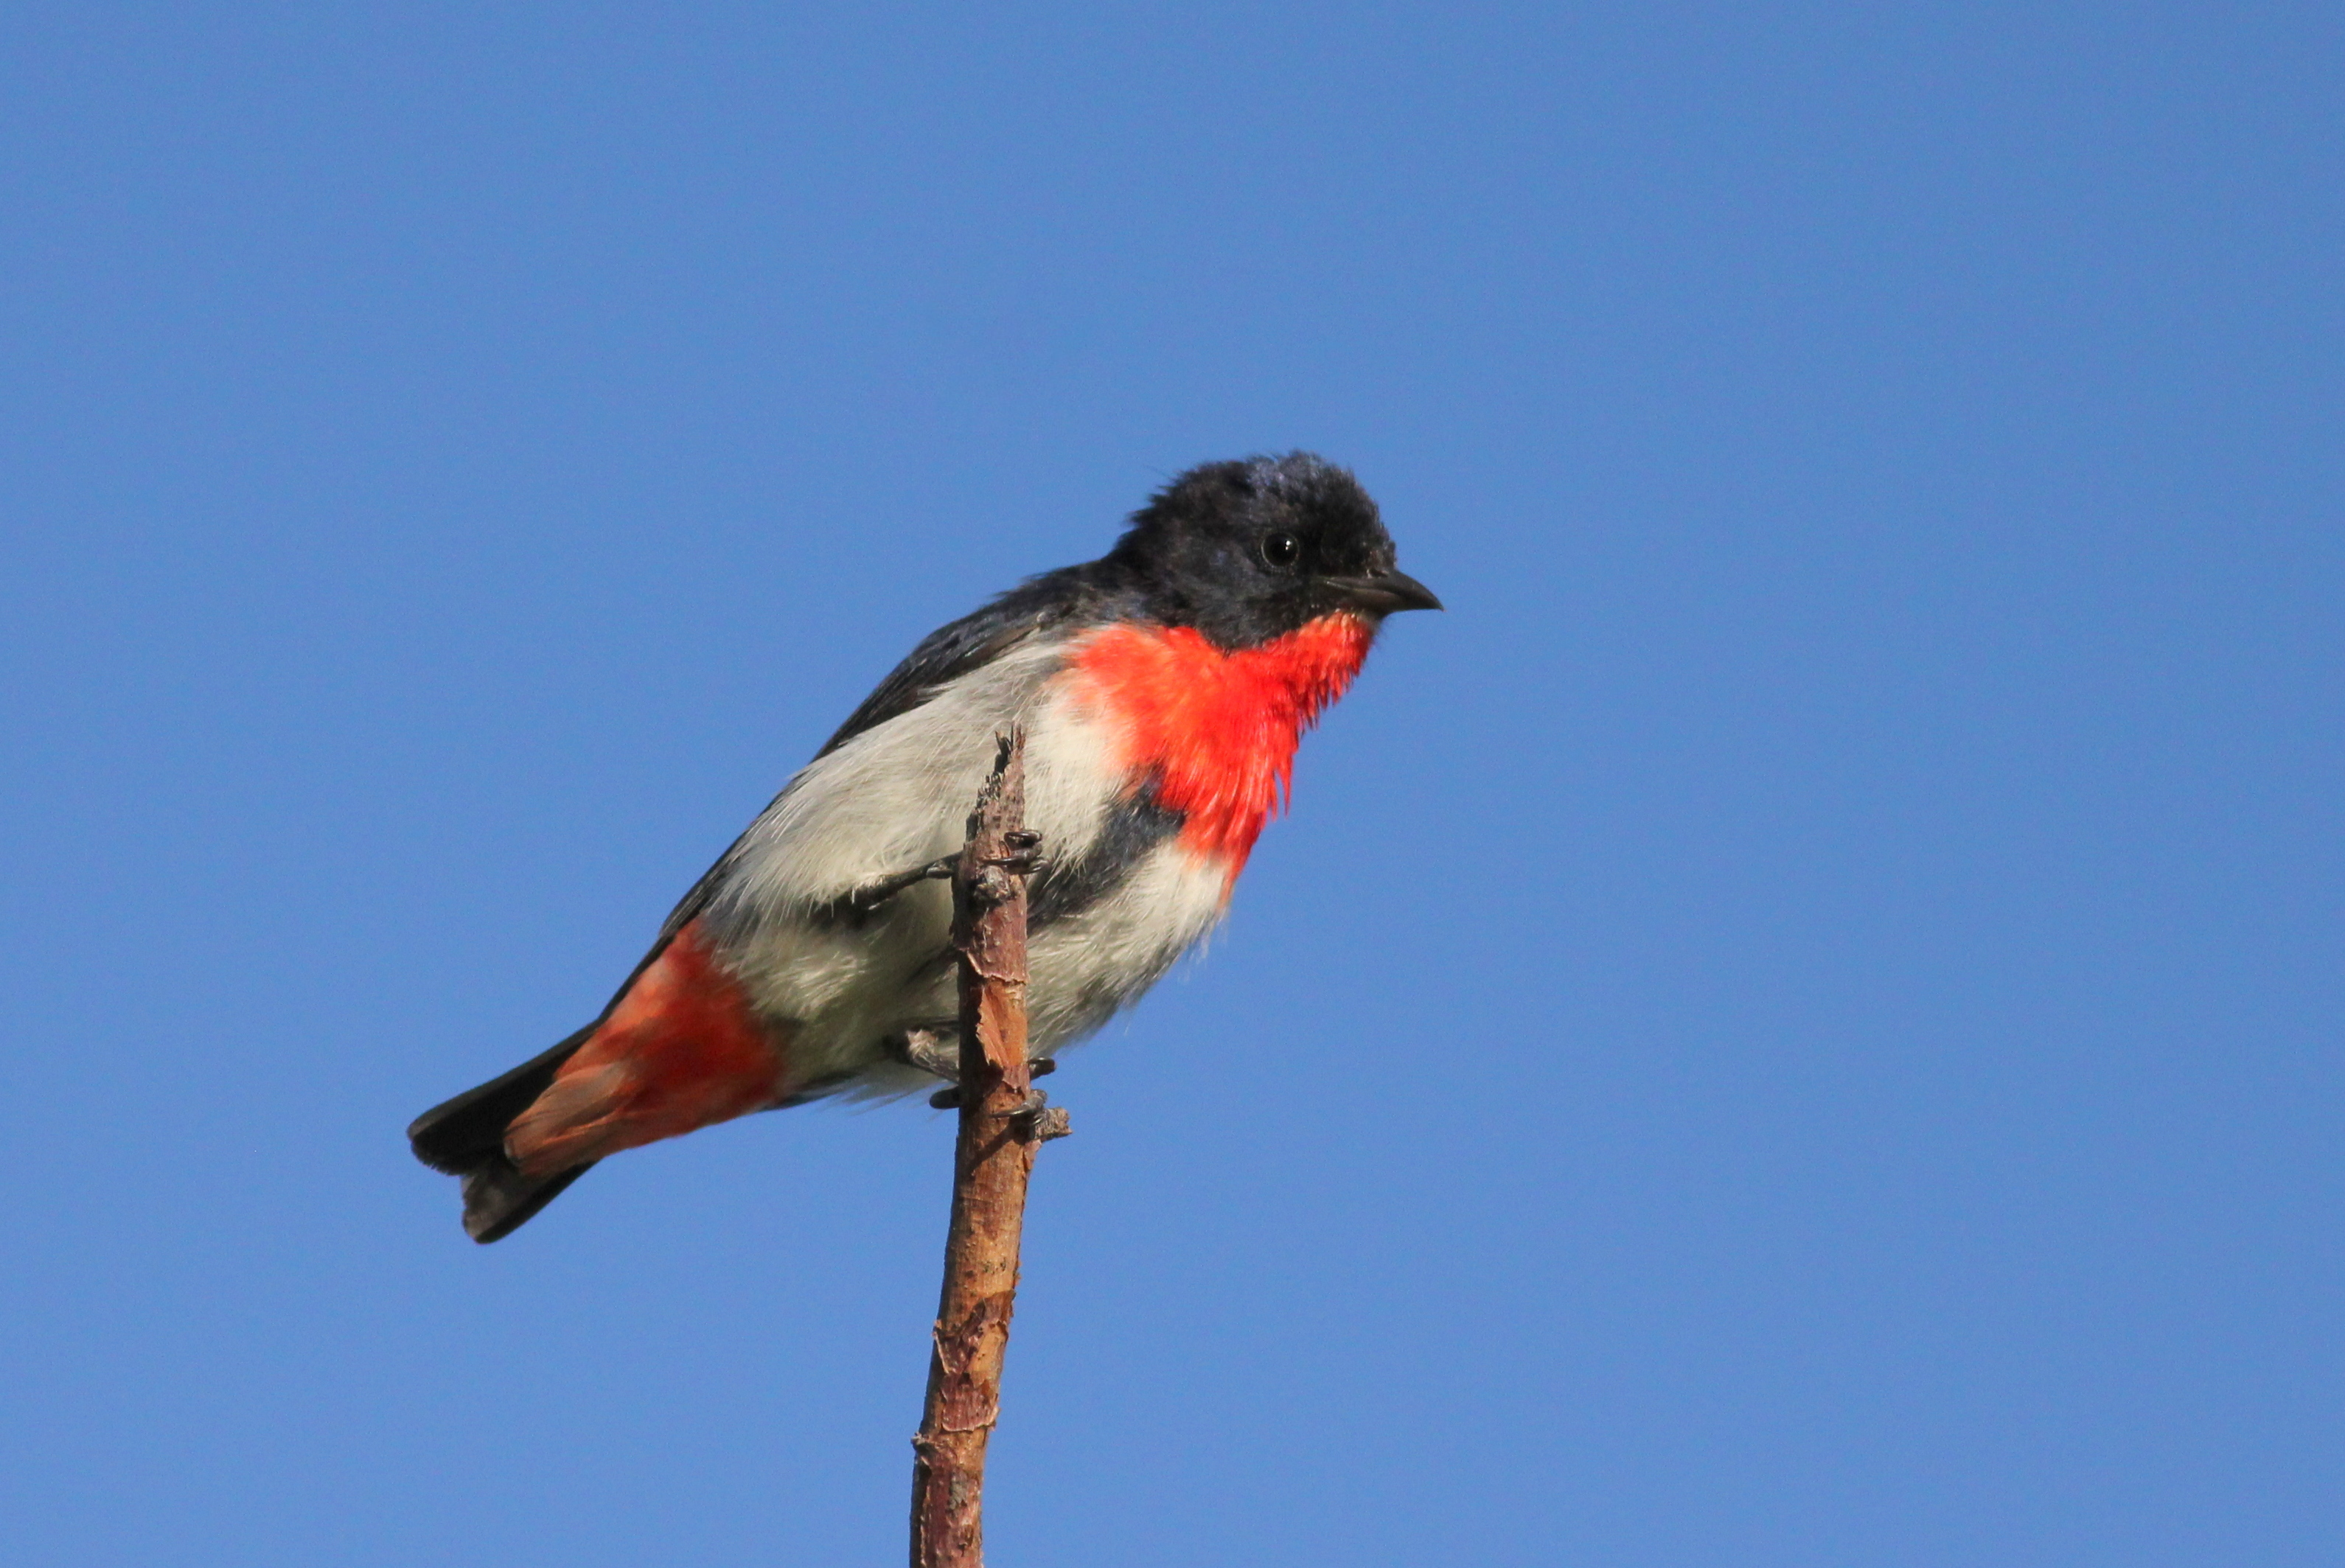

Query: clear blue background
left=4, top=5, right=2338, bottom=1564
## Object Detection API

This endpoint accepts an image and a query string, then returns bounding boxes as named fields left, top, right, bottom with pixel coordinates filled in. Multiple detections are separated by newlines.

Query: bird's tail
left=408, top=1025, right=599, bottom=1243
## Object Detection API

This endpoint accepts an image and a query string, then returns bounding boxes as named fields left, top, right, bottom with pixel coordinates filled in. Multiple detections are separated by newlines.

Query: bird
left=408, top=452, right=1440, bottom=1241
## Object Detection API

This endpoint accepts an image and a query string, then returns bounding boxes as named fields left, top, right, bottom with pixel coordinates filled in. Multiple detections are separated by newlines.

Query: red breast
left=1064, top=610, right=1374, bottom=880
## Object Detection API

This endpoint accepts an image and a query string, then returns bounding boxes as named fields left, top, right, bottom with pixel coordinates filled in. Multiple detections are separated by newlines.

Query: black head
left=1101, top=453, right=1441, bottom=649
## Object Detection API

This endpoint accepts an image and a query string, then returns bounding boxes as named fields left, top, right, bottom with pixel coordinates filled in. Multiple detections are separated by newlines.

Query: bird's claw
left=1014, top=1089, right=1073, bottom=1143
left=983, top=829, right=1049, bottom=879
left=919, top=1051, right=1057, bottom=1111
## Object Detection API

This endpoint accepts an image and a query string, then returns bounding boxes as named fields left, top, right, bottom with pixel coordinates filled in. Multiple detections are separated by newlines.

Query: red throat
left=1066, top=611, right=1375, bottom=879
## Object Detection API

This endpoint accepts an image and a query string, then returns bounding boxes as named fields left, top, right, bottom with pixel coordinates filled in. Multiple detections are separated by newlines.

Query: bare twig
left=910, top=729, right=1068, bottom=1567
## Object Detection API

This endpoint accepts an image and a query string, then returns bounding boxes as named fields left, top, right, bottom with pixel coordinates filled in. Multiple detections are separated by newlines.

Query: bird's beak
left=1320, top=568, right=1444, bottom=615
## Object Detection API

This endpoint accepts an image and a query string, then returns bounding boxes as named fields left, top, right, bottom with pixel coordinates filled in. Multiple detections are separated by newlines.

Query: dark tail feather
left=408, top=1024, right=599, bottom=1243
left=457, top=1160, right=594, bottom=1244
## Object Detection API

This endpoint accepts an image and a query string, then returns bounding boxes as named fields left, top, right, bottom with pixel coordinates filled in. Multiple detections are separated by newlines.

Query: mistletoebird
left=409, top=453, right=1441, bottom=1240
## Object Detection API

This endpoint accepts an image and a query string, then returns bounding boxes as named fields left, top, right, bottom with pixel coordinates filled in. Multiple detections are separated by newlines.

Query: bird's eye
left=1260, top=531, right=1302, bottom=569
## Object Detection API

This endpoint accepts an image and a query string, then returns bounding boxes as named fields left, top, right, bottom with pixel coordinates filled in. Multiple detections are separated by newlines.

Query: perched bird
left=409, top=453, right=1440, bottom=1241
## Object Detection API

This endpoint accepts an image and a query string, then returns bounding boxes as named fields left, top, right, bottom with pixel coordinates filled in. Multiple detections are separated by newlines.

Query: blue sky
left=4, top=4, right=2338, bottom=1564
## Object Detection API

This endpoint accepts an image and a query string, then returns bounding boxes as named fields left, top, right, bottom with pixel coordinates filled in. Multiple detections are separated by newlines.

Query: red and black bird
left=410, top=453, right=1440, bottom=1240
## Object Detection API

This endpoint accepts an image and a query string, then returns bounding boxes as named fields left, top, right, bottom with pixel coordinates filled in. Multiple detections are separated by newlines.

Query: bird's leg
left=896, top=1027, right=961, bottom=1083
left=838, top=832, right=1050, bottom=921
left=840, top=857, right=958, bottom=918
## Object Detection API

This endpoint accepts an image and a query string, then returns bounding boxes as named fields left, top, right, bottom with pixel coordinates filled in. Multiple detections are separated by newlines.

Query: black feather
left=817, top=452, right=1393, bottom=754
left=460, top=1160, right=596, bottom=1244
left=1028, top=781, right=1184, bottom=930
left=405, top=912, right=714, bottom=1241
left=407, top=1025, right=602, bottom=1244
left=815, top=567, right=1109, bottom=756
left=408, top=1024, right=596, bottom=1174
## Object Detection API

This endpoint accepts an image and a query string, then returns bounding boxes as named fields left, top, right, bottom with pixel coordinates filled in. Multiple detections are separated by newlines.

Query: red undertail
left=504, top=919, right=785, bottom=1174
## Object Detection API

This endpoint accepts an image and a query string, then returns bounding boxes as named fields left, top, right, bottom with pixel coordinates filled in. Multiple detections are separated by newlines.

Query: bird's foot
left=966, top=829, right=1050, bottom=908
left=983, top=829, right=1050, bottom=878
left=913, top=1038, right=1058, bottom=1110
left=1012, top=1087, right=1073, bottom=1143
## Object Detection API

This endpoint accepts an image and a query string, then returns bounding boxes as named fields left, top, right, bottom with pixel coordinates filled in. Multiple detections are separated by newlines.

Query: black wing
left=813, top=562, right=1115, bottom=757
left=644, top=561, right=1129, bottom=939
